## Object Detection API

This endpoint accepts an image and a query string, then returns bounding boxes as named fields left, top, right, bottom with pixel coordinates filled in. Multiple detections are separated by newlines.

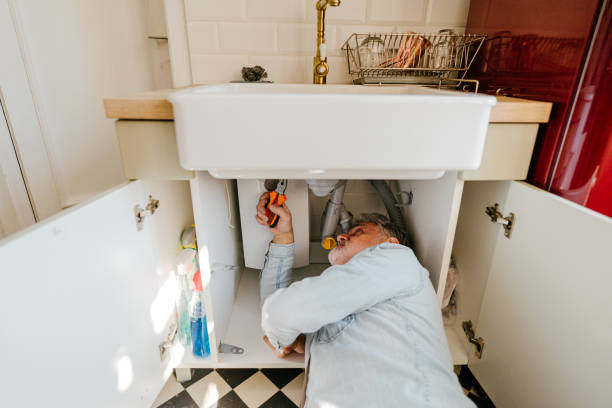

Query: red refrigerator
left=466, top=0, right=611, bottom=217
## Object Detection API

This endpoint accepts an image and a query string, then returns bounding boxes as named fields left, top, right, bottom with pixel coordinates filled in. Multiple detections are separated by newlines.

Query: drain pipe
left=369, top=180, right=410, bottom=246
left=320, top=180, right=349, bottom=250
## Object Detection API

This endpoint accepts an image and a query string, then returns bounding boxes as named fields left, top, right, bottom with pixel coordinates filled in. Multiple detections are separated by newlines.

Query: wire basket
left=342, top=32, right=486, bottom=87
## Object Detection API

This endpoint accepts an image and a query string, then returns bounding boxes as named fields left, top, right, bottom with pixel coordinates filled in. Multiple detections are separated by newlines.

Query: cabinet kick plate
left=485, top=203, right=515, bottom=238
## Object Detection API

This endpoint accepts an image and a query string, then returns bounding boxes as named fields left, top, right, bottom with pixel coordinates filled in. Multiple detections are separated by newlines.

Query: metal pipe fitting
left=320, top=180, right=347, bottom=250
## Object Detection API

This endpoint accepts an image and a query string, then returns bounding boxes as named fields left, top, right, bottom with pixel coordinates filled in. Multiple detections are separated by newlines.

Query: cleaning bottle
left=175, top=248, right=198, bottom=346
left=175, top=269, right=191, bottom=346
left=189, top=290, right=210, bottom=358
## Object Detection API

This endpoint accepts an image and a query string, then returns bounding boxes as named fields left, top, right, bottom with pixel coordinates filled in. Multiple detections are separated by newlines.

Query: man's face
left=328, top=222, right=399, bottom=265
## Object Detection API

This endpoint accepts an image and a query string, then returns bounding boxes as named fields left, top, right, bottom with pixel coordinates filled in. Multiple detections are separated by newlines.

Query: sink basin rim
left=169, top=83, right=498, bottom=106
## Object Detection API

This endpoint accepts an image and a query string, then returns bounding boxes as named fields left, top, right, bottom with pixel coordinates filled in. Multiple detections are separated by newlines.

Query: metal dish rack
left=342, top=32, right=486, bottom=90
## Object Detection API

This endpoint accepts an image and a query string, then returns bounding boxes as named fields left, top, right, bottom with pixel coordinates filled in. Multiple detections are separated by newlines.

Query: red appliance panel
left=550, top=1, right=612, bottom=217
left=465, top=0, right=600, bottom=188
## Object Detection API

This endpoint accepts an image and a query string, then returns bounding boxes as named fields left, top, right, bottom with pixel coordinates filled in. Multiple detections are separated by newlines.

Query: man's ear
left=387, top=237, right=400, bottom=244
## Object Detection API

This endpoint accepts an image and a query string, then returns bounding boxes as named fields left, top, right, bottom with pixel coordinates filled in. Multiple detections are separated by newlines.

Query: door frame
left=0, top=0, right=61, bottom=221
left=0, top=89, right=36, bottom=237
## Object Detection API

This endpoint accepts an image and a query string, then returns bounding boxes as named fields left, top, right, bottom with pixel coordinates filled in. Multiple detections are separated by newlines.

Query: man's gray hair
left=352, top=213, right=408, bottom=247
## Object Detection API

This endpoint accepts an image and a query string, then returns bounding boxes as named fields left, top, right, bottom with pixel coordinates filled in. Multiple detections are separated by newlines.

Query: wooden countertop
left=104, top=88, right=552, bottom=123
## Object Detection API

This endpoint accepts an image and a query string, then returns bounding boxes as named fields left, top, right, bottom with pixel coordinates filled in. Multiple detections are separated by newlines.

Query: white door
left=0, top=0, right=61, bottom=221
left=0, top=94, right=35, bottom=238
left=0, top=180, right=193, bottom=407
left=467, top=182, right=612, bottom=407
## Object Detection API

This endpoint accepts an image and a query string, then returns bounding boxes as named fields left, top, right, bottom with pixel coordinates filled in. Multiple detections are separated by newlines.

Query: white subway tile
left=278, top=23, right=337, bottom=55
left=428, top=0, right=470, bottom=26
left=187, top=22, right=219, bottom=53
left=367, top=0, right=426, bottom=23
left=396, top=25, right=465, bottom=34
left=394, top=25, right=431, bottom=33
left=185, top=0, right=244, bottom=20
left=219, top=22, right=277, bottom=53
left=191, top=54, right=249, bottom=84
left=306, top=0, right=367, bottom=23
left=246, top=0, right=305, bottom=20
left=249, top=56, right=307, bottom=83
left=335, top=24, right=395, bottom=50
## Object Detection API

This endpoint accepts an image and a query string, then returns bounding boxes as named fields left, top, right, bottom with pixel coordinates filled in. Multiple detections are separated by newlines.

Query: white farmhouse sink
left=168, top=84, right=496, bottom=179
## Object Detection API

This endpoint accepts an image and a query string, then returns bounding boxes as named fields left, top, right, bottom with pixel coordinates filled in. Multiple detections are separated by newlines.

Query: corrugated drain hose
left=369, top=180, right=410, bottom=247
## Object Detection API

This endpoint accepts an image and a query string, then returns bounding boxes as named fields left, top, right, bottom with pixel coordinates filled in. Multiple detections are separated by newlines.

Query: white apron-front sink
left=169, top=84, right=496, bottom=179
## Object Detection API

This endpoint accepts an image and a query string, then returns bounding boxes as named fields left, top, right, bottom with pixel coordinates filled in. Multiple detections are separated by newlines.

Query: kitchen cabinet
left=2, top=89, right=610, bottom=407
left=453, top=181, right=612, bottom=407
left=104, top=89, right=612, bottom=408
left=0, top=180, right=194, bottom=407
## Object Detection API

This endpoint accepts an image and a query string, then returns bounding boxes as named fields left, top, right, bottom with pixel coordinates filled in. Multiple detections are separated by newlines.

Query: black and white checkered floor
left=153, top=366, right=494, bottom=407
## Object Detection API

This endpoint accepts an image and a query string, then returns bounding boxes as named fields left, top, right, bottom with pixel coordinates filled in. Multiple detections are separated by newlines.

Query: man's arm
left=255, top=193, right=305, bottom=355
left=256, top=192, right=296, bottom=305
left=259, top=241, right=306, bottom=357
left=261, top=243, right=424, bottom=349
left=259, top=242, right=295, bottom=307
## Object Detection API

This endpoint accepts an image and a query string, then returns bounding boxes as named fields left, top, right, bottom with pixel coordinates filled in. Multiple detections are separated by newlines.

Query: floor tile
left=233, top=371, right=279, bottom=408
left=154, top=366, right=493, bottom=408
left=180, top=368, right=214, bottom=388
left=259, top=391, right=299, bottom=408
left=216, top=368, right=259, bottom=388
left=153, top=373, right=185, bottom=407
left=217, top=390, right=249, bottom=408
left=157, top=390, right=199, bottom=408
left=280, top=372, right=304, bottom=406
left=186, top=371, right=232, bottom=408
left=260, top=369, right=303, bottom=389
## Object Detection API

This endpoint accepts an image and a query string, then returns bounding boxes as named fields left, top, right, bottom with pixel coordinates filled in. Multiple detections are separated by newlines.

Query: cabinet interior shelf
left=177, top=263, right=468, bottom=368
left=178, top=269, right=305, bottom=368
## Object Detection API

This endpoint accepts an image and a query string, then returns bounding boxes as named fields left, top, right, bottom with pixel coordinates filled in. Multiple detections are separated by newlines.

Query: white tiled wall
left=184, top=0, right=470, bottom=84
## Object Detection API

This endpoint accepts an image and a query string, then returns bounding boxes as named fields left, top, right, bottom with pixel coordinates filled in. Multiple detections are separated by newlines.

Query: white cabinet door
left=0, top=180, right=193, bottom=407
left=469, top=182, right=612, bottom=407
left=0, top=0, right=61, bottom=220
left=0, top=97, right=35, bottom=237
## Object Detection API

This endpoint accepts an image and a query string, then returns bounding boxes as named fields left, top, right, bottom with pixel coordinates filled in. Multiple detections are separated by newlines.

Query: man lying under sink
left=256, top=193, right=474, bottom=408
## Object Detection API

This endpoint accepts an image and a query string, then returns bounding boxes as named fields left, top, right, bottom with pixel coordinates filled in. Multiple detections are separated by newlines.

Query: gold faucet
left=313, top=0, right=341, bottom=84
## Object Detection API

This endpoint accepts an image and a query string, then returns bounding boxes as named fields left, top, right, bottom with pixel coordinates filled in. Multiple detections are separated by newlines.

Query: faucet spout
left=313, top=0, right=341, bottom=84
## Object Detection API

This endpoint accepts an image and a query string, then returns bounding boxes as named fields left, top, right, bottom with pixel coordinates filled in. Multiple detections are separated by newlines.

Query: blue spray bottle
left=188, top=290, right=210, bottom=358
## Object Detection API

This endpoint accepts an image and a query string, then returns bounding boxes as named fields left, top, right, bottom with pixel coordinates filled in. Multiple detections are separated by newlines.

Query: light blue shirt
left=260, top=242, right=474, bottom=408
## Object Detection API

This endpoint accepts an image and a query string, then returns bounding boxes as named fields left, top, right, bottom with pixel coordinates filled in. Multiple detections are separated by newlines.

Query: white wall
left=12, top=0, right=160, bottom=208
left=184, top=0, right=471, bottom=84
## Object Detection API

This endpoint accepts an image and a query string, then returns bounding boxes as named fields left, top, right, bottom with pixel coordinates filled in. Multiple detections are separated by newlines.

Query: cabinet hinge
left=462, top=320, right=484, bottom=359
left=134, top=195, right=159, bottom=231
left=218, top=342, right=244, bottom=355
left=158, top=322, right=177, bottom=362
left=485, top=203, right=515, bottom=238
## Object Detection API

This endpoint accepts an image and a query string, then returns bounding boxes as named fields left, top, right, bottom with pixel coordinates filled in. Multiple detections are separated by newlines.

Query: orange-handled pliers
left=265, top=179, right=287, bottom=228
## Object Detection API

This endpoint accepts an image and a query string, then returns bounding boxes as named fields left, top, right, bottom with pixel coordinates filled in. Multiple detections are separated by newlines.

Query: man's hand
left=256, top=192, right=294, bottom=244
left=263, top=334, right=305, bottom=358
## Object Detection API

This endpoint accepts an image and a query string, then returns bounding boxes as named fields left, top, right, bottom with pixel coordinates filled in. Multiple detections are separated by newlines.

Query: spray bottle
left=189, top=266, right=210, bottom=358
left=175, top=248, right=198, bottom=345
